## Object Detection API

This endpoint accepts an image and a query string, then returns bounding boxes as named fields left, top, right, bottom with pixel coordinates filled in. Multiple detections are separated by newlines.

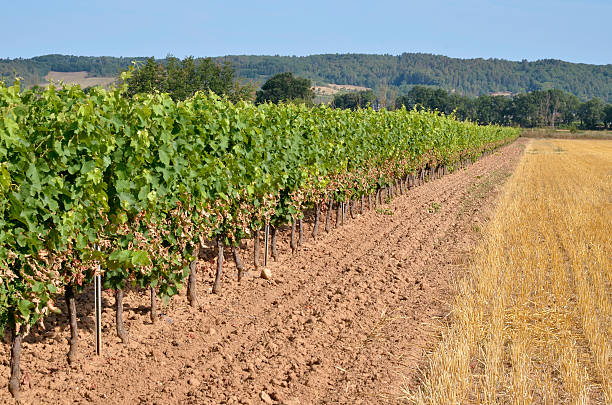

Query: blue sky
left=4, top=0, right=611, bottom=64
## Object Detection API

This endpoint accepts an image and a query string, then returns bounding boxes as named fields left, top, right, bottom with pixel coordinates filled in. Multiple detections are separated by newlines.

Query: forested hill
left=0, top=55, right=147, bottom=87
left=215, top=54, right=612, bottom=102
left=1, top=53, right=611, bottom=102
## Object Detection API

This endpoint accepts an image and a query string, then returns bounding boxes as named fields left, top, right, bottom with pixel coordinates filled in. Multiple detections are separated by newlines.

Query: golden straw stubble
left=408, top=139, right=612, bottom=405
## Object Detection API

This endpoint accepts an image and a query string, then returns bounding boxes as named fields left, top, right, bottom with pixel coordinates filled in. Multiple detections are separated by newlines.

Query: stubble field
left=409, top=139, right=611, bottom=404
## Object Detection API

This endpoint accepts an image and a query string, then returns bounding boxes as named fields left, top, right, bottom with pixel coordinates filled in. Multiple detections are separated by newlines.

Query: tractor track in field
left=0, top=139, right=528, bottom=405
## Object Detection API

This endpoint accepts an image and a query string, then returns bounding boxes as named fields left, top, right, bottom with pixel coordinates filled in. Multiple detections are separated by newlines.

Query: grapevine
left=0, top=77, right=519, bottom=398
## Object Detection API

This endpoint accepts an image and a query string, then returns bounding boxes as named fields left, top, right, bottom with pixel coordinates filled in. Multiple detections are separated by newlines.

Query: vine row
left=0, top=77, right=519, bottom=398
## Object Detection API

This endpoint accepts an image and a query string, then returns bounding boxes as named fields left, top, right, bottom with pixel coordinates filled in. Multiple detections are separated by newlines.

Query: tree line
left=329, top=85, right=612, bottom=130
left=2, top=53, right=611, bottom=103
left=0, top=54, right=146, bottom=87
left=7, top=54, right=608, bottom=130
left=393, top=86, right=612, bottom=130
left=123, top=56, right=254, bottom=102
left=216, top=54, right=612, bottom=103
left=123, top=59, right=612, bottom=130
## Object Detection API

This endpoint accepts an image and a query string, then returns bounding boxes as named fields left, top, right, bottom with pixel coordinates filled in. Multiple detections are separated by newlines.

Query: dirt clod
left=260, top=390, right=274, bottom=404
left=261, top=268, right=273, bottom=280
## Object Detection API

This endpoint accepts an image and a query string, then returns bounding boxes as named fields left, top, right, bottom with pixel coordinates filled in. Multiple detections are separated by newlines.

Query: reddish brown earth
left=0, top=140, right=527, bottom=405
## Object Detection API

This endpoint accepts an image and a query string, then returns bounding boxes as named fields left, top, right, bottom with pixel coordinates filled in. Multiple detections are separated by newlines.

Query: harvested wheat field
left=408, top=139, right=611, bottom=404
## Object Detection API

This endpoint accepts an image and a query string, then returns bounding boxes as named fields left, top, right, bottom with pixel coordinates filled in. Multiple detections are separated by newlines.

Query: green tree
left=447, top=93, right=475, bottom=121
left=475, top=95, right=513, bottom=125
left=510, top=93, right=538, bottom=127
left=558, top=92, right=581, bottom=126
left=391, top=85, right=610, bottom=129
left=395, top=86, right=451, bottom=114
left=255, top=72, right=314, bottom=104
left=603, top=104, right=612, bottom=129
left=332, top=90, right=375, bottom=110
left=125, top=57, right=166, bottom=96
left=2, top=53, right=612, bottom=102
left=578, top=98, right=605, bottom=129
left=124, top=56, right=253, bottom=102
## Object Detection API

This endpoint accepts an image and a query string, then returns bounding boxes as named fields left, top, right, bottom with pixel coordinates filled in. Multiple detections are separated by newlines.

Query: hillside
left=216, top=54, right=612, bottom=102
left=0, top=54, right=145, bottom=88
left=1, top=53, right=611, bottom=101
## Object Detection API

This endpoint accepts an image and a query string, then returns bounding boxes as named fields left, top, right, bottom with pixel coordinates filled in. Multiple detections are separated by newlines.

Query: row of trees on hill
left=331, top=90, right=376, bottom=110
left=123, top=62, right=612, bottom=130
left=125, top=63, right=315, bottom=106
left=328, top=86, right=612, bottom=130
left=394, top=86, right=612, bottom=129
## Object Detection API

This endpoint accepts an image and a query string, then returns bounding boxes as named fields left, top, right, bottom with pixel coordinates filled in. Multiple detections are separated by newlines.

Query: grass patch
left=457, top=169, right=511, bottom=218
left=427, top=202, right=441, bottom=214
left=376, top=207, right=394, bottom=216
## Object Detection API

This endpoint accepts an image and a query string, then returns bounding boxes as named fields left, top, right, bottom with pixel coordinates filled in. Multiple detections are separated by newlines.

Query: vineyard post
left=264, top=222, right=269, bottom=267
left=187, top=246, right=198, bottom=307
left=212, top=239, right=224, bottom=294
left=94, top=250, right=102, bottom=356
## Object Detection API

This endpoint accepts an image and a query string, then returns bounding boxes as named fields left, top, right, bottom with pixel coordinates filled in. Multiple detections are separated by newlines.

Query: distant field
left=42, top=71, right=117, bottom=88
left=522, top=127, right=612, bottom=140
left=409, top=139, right=611, bottom=404
left=313, top=83, right=371, bottom=104
left=313, top=83, right=370, bottom=96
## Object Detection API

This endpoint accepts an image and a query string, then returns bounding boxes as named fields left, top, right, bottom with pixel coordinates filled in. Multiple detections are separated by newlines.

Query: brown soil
left=0, top=139, right=527, bottom=405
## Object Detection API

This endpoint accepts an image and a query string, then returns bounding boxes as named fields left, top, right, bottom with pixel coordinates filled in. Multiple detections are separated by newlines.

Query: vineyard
left=0, top=77, right=519, bottom=400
